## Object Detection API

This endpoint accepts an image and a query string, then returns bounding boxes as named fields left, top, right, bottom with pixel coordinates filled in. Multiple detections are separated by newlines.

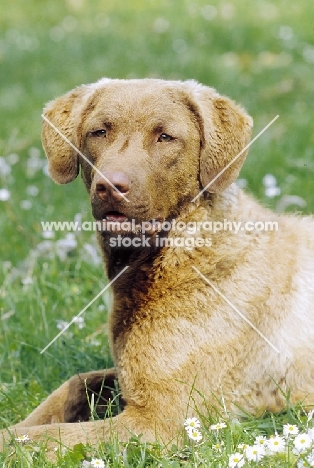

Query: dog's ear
left=42, top=85, right=93, bottom=184
left=188, top=82, right=253, bottom=193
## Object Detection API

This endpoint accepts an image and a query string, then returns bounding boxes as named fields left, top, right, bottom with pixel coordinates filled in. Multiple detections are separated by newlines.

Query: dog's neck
left=96, top=184, right=245, bottom=297
left=97, top=230, right=165, bottom=278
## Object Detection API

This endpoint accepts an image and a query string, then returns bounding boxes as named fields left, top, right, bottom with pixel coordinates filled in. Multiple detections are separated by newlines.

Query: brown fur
left=2, top=78, right=314, bottom=454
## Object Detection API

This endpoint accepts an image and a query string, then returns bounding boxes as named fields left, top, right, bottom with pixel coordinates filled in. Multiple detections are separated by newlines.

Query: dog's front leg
left=14, top=368, right=123, bottom=427
left=1, top=405, right=178, bottom=457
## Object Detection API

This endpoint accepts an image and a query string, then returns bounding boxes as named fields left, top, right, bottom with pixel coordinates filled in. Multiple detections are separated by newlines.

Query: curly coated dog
left=2, top=78, right=314, bottom=455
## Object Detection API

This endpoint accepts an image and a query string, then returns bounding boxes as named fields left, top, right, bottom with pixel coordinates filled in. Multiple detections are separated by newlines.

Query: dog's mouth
left=104, top=211, right=129, bottom=223
left=100, top=211, right=163, bottom=235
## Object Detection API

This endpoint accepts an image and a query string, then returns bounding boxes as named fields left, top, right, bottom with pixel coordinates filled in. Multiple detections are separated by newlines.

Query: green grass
left=0, top=0, right=314, bottom=465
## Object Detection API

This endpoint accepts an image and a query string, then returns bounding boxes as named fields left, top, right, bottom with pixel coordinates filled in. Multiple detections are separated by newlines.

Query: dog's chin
left=97, top=212, right=164, bottom=236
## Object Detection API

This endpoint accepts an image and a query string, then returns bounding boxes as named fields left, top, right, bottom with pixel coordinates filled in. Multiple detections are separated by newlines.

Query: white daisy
left=283, top=423, right=299, bottom=437
left=297, top=449, right=314, bottom=468
left=184, top=417, right=200, bottom=430
left=15, top=434, right=30, bottom=443
left=42, top=230, right=55, bottom=239
left=306, top=449, right=314, bottom=466
left=186, top=427, right=202, bottom=442
left=0, top=188, right=10, bottom=201
left=20, top=200, right=32, bottom=210
left=266, top=435, right=286, bottom=454
left=265, top=186, right=281, bottom=198
left=294, top=433, right=312, bottom=453
left=245, top=444, right=266, bottom=462
left=228, top=452, right=245, bottom=467
left=213, top=441, right=224, bottom=452
left=210, top=422, right=227, bottom=430
left=254, top=435, right=267, bottom=446
left=73, top=316, right=85, bottom=329
left=308, top=428, right=314, bottom=441
left=26, top=185, right=39, bottom=196
left=81, top=462, right=92, bottom=467
left=90, top=458, right=105, bottom=468
left=0, top=158, right=11, bottom=176
left=56, top=319, right=69, bottom=330
left=297, top=460, right=307, bottom=468
left=7, top=153, right=19, bottom=165
left=262, top=173, right=277, bottom=188
left=237, top=443, right=249, bottom=451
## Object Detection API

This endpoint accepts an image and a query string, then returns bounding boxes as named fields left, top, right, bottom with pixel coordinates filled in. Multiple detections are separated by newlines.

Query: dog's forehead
left=91, top=78, right=185, bottom=97
left=85, top=79, right=194, bottom=123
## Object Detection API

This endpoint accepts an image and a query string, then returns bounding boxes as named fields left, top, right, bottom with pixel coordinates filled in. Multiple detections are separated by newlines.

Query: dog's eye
left=158, top=133, right=174, bottom=143
left=90, top=129, right=107, bottom=137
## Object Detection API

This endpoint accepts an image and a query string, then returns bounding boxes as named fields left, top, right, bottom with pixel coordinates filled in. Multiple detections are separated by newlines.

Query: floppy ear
left=189, top=83, right=253, bottom=193
left=42, top=85, right=94, bottom=184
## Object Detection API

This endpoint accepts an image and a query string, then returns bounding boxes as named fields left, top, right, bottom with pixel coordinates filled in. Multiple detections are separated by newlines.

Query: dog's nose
left=95, top=172, right=130, bottom=201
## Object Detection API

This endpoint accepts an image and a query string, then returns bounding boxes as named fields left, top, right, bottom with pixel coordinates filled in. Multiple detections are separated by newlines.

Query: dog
left=2, top=78, right=314, bottom=454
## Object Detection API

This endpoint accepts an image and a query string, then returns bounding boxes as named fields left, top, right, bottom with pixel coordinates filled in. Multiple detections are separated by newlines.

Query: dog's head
left=42, top=79, right=252, bottom=229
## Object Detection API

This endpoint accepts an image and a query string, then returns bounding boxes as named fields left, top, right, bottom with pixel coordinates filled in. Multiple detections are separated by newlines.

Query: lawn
left=0, top=0, right=314, bottom=466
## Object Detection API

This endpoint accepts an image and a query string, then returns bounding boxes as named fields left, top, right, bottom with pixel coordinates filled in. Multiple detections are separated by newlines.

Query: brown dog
left=2, top=78, right=314, bottom=453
